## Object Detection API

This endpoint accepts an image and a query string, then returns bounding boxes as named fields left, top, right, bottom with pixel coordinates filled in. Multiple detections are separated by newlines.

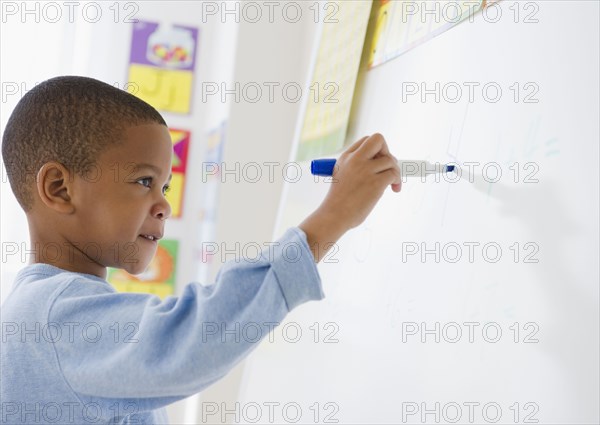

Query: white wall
left=1, top=12, right=70, bottom=305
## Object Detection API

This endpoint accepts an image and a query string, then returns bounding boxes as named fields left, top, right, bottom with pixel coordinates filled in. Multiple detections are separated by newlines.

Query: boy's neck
left=27, top=215, right=108, bottom=280
left=27, top=238, right=107, bottom=280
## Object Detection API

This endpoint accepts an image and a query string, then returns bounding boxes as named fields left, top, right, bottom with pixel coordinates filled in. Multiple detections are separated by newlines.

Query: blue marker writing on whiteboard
left=310, top=158, right=456, bottom=177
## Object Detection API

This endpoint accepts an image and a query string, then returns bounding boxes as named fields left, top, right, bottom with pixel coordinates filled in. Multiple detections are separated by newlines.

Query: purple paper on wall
left=129, top=20, right=198, bottom=71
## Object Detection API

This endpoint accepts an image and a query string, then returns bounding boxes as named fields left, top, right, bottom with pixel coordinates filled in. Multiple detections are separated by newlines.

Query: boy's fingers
left=357, top=133, right=391, bottom=159
left=372, top=155, right=399, bottom=174
left=379, top=168, right=402, bottom=189
left=345, top=135, right=369, bottom=154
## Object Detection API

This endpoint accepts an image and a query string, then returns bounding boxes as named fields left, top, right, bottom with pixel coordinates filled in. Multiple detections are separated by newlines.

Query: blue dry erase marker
left=311, top=158, right=456, bottom=177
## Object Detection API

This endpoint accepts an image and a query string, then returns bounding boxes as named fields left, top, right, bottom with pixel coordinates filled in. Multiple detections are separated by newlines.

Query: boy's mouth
left=139, top=234, right=160, bottom=242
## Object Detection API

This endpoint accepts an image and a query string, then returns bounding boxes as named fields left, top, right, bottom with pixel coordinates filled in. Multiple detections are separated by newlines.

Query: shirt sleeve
left=49, top=227, right=324, bottom=402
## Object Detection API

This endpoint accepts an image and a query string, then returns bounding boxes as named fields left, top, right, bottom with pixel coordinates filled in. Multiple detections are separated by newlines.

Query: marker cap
left=311, top=158, right=336, bottom=176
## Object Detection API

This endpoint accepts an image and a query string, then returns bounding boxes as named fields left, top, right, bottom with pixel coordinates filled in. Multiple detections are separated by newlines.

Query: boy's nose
left=153, top=197, right=172, bottom=221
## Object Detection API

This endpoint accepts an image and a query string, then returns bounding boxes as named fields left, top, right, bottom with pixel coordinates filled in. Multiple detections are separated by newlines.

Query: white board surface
left=239, top=2, right=599, bottom=424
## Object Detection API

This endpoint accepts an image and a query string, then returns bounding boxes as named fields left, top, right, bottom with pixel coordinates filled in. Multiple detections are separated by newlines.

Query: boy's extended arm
left=298, top=207, right=347, bottom=263
left=49, top=227, right=323, bottom=407
left=299, top=133, right=402, bottom=263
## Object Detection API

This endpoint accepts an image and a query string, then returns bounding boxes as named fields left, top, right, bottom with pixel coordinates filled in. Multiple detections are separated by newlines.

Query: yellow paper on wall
left=165, top=172, right=184, bottom=218
left=128, top=64, right=193, bottom=114
left=296, top=1, right=373, bottom=161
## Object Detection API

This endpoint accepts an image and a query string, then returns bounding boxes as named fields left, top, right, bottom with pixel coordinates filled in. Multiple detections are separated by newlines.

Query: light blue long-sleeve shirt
left=1, top=227, right=324, bottom=424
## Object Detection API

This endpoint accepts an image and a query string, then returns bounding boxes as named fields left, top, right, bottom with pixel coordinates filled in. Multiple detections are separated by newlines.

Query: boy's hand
left=298, top=134, right=401, bottom=262
left=323, top=133, right=402, bottom=229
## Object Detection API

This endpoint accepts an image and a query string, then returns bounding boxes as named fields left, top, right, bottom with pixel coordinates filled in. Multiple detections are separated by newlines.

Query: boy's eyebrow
left=133, top=163, right=173, bottom=182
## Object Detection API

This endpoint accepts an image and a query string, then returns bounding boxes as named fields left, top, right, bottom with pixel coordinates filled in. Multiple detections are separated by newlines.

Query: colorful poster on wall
left=128, top=20, right=198, bottom=114
left=108, top=239, right=179, bottom=299
left=368, top=0, right=488, bottom=68
left=165, top=128, right=190, bottom=218
left=196, top=122, right=225, bottom=226
left=204, top=122, right=225, bottom=182
left=196, top=122, right=226, bottom=281
left=296, top=1, right=373, bottom=161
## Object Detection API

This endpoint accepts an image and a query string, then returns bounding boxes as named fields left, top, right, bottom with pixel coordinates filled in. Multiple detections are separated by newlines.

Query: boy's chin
left=122, top=258, right=153, bottom=276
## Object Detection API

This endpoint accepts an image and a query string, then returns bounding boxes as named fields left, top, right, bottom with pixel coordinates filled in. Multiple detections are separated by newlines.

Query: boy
left=1, top=76, right=401, bottom=424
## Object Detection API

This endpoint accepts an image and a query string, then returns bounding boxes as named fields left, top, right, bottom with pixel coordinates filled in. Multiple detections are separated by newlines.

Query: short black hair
left=2, top=75, right=167, bottom=212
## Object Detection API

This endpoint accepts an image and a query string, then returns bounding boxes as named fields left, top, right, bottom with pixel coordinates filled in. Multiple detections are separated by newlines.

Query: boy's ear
left=35, top=162, right=75, bottom=214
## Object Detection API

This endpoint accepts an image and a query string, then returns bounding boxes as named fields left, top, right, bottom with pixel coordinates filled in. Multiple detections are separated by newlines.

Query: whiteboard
left=239, top=2, right=599, bottom=424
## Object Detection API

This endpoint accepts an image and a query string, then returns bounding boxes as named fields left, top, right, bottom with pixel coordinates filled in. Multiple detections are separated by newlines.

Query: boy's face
left=69, top=123, right=173, bottom=276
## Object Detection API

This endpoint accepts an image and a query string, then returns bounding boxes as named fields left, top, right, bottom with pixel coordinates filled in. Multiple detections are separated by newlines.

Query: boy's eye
left=137, top=177, right=171, bottom=195
left=137, top=177, right=152, bottom=188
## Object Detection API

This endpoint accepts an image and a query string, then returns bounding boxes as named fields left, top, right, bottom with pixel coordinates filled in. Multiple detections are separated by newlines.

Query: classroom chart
left=128, top=20, right=199, bottom=114
left=296, top=0, right=372, bottom=161
left=368, top=0, right=493, bottom=68
left=108, top=239, right=179, bottom=299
